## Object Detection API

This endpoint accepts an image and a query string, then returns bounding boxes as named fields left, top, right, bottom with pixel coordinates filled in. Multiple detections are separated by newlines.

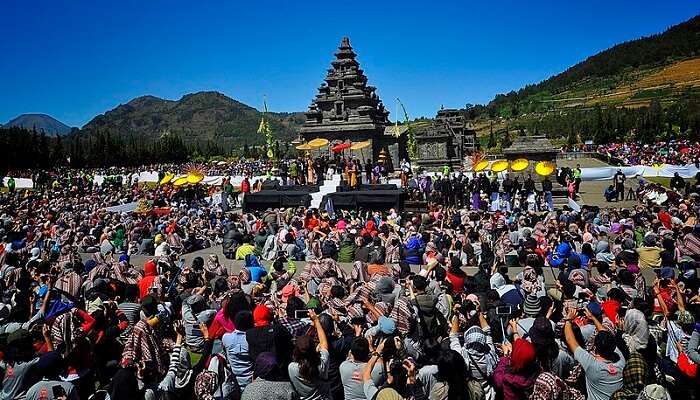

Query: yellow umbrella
left=308, top=138, right=329, bottom=149
left=296, top=143, right=313, bottom=151
left=473, top=160, right=489, bottom=172
left=159, top=173, right=174, bottom=185
left=350, top=141, right=370, bottom=150
left=186, top=173, right=204, bottom=184
left=173, top=176, right=189, bottom=186
left=510, top=158, right=529, bottom=172
left=535, top=161, right=556, bottom=176
left=490, top=160, right=509, bottom=173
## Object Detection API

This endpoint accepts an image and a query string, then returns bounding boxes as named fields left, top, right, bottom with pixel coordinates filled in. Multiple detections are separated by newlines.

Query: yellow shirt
left=235, top=243, right=256, bottom=260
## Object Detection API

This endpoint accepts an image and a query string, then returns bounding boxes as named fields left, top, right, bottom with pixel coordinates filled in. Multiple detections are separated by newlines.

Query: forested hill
left=485, top=14, right=700, bottom=117
left=80, top=91, right=304, bottom=149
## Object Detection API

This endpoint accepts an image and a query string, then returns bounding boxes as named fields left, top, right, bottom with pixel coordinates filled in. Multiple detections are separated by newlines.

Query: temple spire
left=300, top=37, right=389, bottom=159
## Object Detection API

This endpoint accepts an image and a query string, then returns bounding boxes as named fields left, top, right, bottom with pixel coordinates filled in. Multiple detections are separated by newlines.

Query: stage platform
left=335, top=183, right=398, bottom=192
left=321, top=188, right=404, bottom=211
left=242, top=190, right=312, bottom=211
left=261, top=180, right=319, bottom=193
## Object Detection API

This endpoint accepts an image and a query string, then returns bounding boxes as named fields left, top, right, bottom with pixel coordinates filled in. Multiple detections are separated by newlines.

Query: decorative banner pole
left=258, top=95, right=275, bottom=160
left=396, top=98, right=416, bottom=160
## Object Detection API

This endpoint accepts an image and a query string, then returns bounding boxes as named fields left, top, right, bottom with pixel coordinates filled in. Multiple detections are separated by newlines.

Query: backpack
left=416, top=296, right=446, bottom=340
left=196, top=353, right=234, bottom=399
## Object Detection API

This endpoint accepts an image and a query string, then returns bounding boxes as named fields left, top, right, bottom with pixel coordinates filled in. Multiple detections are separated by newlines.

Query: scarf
left=611, top=353, right=648, bottom=400
left=121, top=319, right=165, bottom=376
left=622, top=310, right=649, bottom=352
left=531, top=371, right=584, bottom=400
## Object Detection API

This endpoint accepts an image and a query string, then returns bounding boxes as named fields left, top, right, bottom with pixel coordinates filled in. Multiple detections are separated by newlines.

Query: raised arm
left=363, top=339, right=385, bottom=382
left=584, top=307, right=607, bottom=332
left=310, top=310, right=328, bottom=351
left=563, top=308, right=580, bottom=353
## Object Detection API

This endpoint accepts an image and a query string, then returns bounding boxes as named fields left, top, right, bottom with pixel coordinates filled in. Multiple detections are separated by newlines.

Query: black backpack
left=416, top=297, right=446, bottom=340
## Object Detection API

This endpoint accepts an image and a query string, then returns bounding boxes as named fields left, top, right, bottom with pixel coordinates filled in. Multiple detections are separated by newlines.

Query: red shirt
left=446, top=270, right=466, bottom=293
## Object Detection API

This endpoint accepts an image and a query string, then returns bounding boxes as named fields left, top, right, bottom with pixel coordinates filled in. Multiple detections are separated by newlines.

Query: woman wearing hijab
left=448, top=310, right=498, bottom=400
left=493, top=338, right=538, bottom=400
left=621, top=309, right=649, bottom=355
left=242, top=352, right=297, bottom=400
left=610, top=353, right=649, bottom=400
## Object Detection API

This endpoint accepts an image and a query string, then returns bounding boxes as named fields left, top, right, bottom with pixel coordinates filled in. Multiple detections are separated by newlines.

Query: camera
left=495, top=305, right=512, bottom=316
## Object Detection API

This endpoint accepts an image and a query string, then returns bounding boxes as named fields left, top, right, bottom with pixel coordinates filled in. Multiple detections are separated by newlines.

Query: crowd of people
left=573, top=141, right=700, bottom=167
left=0, top=156, right=698, bottom=400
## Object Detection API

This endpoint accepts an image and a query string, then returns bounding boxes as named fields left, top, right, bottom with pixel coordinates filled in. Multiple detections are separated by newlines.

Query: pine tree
left=487, top=121, right=496, bottom=148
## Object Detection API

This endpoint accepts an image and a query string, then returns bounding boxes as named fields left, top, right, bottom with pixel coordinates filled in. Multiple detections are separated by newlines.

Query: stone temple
left=300, top=37, right=477, bottom=169
left=300, top=37, right=397, bottom=163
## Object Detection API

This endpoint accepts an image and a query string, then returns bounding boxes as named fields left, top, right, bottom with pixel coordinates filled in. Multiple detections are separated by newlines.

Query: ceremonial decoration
left=159, top=173, right=174, bottom=185
left=332, top=143, right=352, bottom=153
left=490, top=160, right=509, bottom=172
left=308, top=138, right=329, bottom=149
left=398, top=98, right=417, bottom=160
left=510, top=158, right=530, bottom=171
left=258, top=97, right=275, bottom=159
left=535, top=161, right=556, bottom=176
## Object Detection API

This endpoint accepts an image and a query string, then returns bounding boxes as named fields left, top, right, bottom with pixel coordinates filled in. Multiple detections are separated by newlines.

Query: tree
left=500, top=128, right=512, bottom=149
left=487, top=121, right=496, bottom=148
left=52, top=135, right=64, bottom=165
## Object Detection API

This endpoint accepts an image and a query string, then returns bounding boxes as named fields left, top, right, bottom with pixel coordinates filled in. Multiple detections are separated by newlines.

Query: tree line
left=0, top=127, right=303, bottom=171
left=478, top=89, right=700, bottom=148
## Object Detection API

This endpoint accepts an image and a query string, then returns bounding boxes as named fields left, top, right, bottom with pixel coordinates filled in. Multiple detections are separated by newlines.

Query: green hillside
left=460, top=14, right=700, bottom=148
left=80, top=91, right=304, bottom=148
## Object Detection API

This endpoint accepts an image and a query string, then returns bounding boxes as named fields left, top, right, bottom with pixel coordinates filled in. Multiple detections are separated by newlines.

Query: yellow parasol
left=490, top=160, right=509, bottom=173
left=159, top=173, right=174, bottom=185
left=172, top=176, right=189, bottom=186
left=350, top=141, right=371, bottom=150
left=186, top=173, right=204, bottom=184
left=308, top=138, right=329, bottom=149
left=510, top=158, right=529, bottom=172
left=535, top=161, right=556, bottom=176
left=296, top=143, right=313, bottom=151
left=473, top=160, right=489, bottom=172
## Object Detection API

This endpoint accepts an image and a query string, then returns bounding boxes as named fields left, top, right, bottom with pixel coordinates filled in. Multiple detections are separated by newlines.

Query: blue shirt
left=222, top=330, right=253, bottom=390
left=249, top=266, right=267, bottom=282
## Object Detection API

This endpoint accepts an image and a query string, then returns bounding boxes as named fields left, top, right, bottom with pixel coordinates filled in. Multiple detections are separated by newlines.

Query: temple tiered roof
left=300, top=37, right=389, bottom=137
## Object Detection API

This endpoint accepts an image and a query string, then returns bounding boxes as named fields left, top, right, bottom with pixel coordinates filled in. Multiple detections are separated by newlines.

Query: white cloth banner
left=580, top=164, right=700, bottom=181
left=2, top=177, right=33, bottom=189
left=105, top=201, right=139, bottom=213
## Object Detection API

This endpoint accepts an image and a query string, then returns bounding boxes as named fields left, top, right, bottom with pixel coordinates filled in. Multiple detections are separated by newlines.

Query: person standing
left=542, top=175, right=553, bottom=211
left=241, top=176, right=251, bottom=206
left=670, top=172, right=685, bottom=193
left=524, top=174, right=535, bottom=195
left=400, top=159, right=411, bottom=188
left=613, top=169, right=626, bottom=202
left=364, top=159, right=372, bottom=185
left=573, top=164, right=582, bottom=193
left=6, top=176, right=15, bottom=193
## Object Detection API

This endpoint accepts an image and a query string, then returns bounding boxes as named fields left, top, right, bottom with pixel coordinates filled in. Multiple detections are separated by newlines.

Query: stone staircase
left=310, top=174, right=342, bottom=209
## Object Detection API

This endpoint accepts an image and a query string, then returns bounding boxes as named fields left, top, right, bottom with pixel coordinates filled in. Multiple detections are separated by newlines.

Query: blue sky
left=1, top=1, right=699, bottom=127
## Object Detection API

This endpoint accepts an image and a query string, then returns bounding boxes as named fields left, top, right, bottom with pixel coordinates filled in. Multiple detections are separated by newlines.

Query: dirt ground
left=557, top=157, right=646, bottom=209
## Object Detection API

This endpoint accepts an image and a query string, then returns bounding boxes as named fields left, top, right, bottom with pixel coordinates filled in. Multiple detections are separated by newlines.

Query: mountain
left=80, top=91, right=305, bottom=148
left=484, top=14, right=700, bottom=118
left=3, top=113, right=73, bottom=136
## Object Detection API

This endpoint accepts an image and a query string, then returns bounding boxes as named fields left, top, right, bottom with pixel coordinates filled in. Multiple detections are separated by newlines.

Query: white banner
left=580, top=164, right=700, bottom=181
